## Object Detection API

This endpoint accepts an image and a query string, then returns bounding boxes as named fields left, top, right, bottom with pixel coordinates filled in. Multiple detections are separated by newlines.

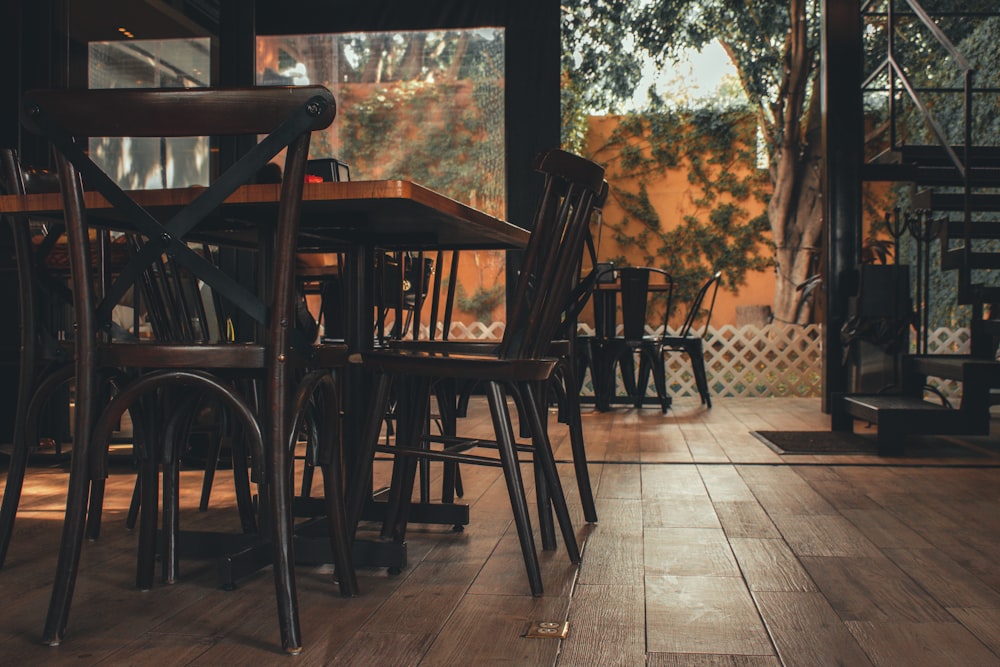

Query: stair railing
left=861, top=0, right=976, bottom=295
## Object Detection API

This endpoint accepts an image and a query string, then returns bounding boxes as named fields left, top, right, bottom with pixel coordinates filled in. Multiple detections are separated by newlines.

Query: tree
left=565, top=0, right=823, bottom=323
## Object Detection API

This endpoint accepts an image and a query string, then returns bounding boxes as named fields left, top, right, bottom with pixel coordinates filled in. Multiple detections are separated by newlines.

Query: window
left=88, top=38, right=212, bottom=189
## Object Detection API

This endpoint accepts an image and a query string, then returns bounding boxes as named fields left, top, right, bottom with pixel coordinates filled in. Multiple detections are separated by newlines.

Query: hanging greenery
left=590, top=106, right=773, bottom=309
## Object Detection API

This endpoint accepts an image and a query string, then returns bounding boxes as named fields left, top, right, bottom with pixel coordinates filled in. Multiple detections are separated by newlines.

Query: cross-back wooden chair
left=0, top=149, right=78, bottom=567
left=346, top=148, right=606, bottom=595
left=20, top=85, right=350, bottom=654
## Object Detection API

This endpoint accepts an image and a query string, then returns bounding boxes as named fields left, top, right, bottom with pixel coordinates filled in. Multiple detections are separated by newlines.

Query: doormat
left=751, top=430, right=878, bottom=455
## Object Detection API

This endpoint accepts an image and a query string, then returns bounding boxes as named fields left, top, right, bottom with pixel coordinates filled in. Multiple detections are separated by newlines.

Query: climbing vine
left=590, top=107, right=772, bottom=310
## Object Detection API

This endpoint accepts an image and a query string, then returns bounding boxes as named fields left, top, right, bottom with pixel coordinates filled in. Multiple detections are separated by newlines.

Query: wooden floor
left=3, top=397, right=1000, bottom=666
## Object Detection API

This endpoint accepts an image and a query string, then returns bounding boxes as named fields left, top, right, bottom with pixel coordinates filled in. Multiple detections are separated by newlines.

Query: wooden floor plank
left=882, top=547, right=1000, bottom=609
left=645, top=574, right=774, bottom=656
left=800, top=556, right=955, bottom=623
left=728, top=538, right=817, bottom=593
left=712, top=501, right=782, bottom=539
left=847, top=620, right=1000, bottom=666
left=646, top=655, right=781, bottom=667
left=558, top=584, right=645, bottom=667
left=947, top=607, right=1000, bottom=656
left=644, top=527, right=741, bottom=578
left=4, top=397, right=1000, bottom=665
left=753, top=591, right=873, bottom=666
left=417, top=593, right=568, bottom=666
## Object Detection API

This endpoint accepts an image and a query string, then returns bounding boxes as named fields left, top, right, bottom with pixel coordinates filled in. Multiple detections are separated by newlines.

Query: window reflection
left=256, top=29, right=506, bottom=218
left=88, top=38, right=211, bottom=189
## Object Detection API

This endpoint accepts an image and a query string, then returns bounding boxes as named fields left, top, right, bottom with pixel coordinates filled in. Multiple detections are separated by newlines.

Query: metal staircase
left=835, top=0, right=1000, bottom=454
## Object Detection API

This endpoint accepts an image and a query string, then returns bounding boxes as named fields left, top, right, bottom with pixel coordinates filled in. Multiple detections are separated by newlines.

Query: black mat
left=751, top=430, right=879, bottom=455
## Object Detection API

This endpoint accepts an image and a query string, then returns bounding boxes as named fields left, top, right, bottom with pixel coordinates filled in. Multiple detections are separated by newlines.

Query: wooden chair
left=0, top=150, right=77, bottom=567
left=383, top=185, right=605, bottom=529
left=593, top=266, right=675, bottom=413
left=346, top=148, right=605, bottom=595
left=20, top=85, right=351, bottom=654
left=654, top=270, right=721, bottom=408
left=0, top=151, right=255, bottom=563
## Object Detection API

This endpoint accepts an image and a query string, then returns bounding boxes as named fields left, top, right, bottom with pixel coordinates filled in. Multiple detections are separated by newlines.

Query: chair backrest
left=499, top=149, right=606, bottom=360
left=618, top=266, right=674, bottom=341
left=20, top=86, right=336, bottom=353
left=1, top=149, right=71, bottom=358
left=678, top=270, right=722, bottom=338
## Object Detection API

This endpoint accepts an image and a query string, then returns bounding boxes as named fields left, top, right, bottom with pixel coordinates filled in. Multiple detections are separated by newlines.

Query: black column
left=821, top=0, right=864, bottom=411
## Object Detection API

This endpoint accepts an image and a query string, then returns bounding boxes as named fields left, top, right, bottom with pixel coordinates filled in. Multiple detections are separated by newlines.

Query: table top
left=0, top=179, right=529, bottom=251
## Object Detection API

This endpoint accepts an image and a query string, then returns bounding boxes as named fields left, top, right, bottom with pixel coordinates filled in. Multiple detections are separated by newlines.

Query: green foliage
left=592, top=107, right=772, bottom=307
left=456, top=283, right=506, bottom=322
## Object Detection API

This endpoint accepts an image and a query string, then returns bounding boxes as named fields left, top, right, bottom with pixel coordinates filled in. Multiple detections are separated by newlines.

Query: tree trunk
left=768, top=131, right=823, bottom=324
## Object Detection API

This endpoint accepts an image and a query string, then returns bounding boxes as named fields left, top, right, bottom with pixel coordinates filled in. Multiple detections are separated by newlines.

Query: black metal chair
left=346, top=148, right=605, bottom=595
left=591, top=266, right=675, bottom=412
left=654, top=270, right=721, bottom=408
left=20, top=85, right=352, bottom=654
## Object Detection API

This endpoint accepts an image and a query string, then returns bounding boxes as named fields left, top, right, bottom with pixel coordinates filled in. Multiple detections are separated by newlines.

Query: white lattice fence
left=389, top=320, right=972, bottom=399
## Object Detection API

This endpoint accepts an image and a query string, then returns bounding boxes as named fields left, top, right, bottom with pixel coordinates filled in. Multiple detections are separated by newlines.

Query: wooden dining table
left=0, top=178, right=527, bottom=347
left=0, top=178, right=529, bottom=576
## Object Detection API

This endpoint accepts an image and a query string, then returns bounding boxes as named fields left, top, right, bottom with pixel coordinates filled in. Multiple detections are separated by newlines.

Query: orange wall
left=585, top=115, right=776, bottom=327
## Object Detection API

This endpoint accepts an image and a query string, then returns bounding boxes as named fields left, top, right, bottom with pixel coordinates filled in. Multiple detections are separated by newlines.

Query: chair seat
left=97, top=342, right=268, bottom=368
left=357, top=348, right=559, bottom=383
left=386, top=338, right=571, bottom=357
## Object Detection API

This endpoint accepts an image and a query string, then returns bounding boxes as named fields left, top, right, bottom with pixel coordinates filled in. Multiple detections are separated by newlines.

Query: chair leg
left=135, top=449, right=159, bottom=592
left=85, top=479, right=106, bottom=540
left=265, top=418, right=301, bottom=654
left=634, top=349, right=652, bottom=408
left=535, top=455, right=556, bottom=551
left=380, top=377, right=432, bottom=542
left=0, top=412, right=32, bottom=568
left=2, top=364, right=74, bottom=568
left=529, top=382, right=556, bottom=552
left=592, top=341, right=612, bottom=412
left=126, top=474, right=141, bottom=531
left=435, top=380, right=461, bottom=504
left=557, top=365, right=598, bottom=523
left=41, top=435, right=93, bottom=645
left=161, top=455, right=181, bottom=585
left=347, top=373, right=394, bottom=536
left=521, top=382, right=580, bottom=564
left=618, top=352, right=638, bottom=405
left=230, top=429, right=257, bottom=534
left=484, top=380, right=543, bottom=596
left=686, top=340, right=711, bottom=407
left=645, top=345, right=670, bottom=414
left=199, top=431, right=223, bottom=512
left=314, top=377, right=358, bottom=597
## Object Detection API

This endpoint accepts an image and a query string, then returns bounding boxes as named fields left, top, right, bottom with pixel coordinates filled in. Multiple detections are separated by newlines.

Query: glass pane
left=88, top=38, right=212, bottom=189
left=257, top=29, right=509, bottom=333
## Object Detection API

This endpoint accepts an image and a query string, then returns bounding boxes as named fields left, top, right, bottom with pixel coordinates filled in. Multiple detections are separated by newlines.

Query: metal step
left=907, top=354, right=1000, bottom=382
left=862, top=163, right=1000, bottom=187
left=940, top=247, right=1000, bottom=270
left=941, top=220, right=1000, bottom=240
left=897, top=145, right=1000, bottom=168
left=838, top=392, right=989, bottom=456
left=914, top=191, right=1000, bottom=212
left=954, top=279, right=1000, bottom=305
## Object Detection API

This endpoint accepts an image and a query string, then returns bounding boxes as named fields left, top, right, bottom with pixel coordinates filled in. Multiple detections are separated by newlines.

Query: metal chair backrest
left=618, top=266, right=674, bottom=341
left=499, top=149, right=605, bottom=360
left=678, top=270, right=722, bottom=338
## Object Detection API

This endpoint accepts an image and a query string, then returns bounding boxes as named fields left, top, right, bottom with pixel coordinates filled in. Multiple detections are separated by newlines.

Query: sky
left=629, top=39, right=742, bottom=110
